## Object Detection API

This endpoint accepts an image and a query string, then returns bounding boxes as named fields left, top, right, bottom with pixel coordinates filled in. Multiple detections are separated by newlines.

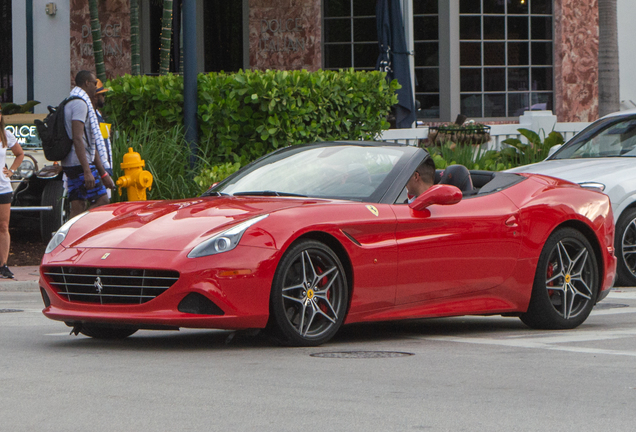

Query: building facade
left=3, top=0, right=634, bottom=123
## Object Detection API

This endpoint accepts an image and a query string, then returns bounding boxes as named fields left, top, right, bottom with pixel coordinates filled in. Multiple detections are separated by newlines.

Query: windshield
left=211, top=144, right=412, bottom=202
left=552, top=116, right=636, bottom=159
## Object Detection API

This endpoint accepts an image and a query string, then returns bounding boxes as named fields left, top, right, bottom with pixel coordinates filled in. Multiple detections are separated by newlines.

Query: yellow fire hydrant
left=116, top=147, right=153, bottom=201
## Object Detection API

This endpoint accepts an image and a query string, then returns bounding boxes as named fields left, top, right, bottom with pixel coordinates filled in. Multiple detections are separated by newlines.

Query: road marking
left=607, top=290, right=636, bottom=300
left=418, top=328, right=636, bottom=357
left=423, top=336, right=636, bottom=357
left=592, top=306, right=636, bottom=315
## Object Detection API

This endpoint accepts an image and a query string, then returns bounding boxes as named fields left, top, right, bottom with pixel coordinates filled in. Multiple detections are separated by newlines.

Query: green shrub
left=0, top=88, right=40, bottom=114
left=194, top=162, right=241, bottom=195
left=105, top=69, right=399, bottom=167
left=428, top=128, right=565, bottom=172
left=110, top=118, right=209, bottom=202
left=197, top=69, right=398, bottom=164
left=501, top=128, right=565, bottom=165
left=105, top=74, right=184, bottom=130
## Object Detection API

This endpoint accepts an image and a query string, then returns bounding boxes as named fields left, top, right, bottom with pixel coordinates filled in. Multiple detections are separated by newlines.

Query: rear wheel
left=40, top=181, right=68, bottom=242
left=520, top=228, right=599, bottom=329
left=80, top=324, right=138, bottom=339
left=615, top=208, right=636, bottom=287
left=268, top=240, right=349, bottom=347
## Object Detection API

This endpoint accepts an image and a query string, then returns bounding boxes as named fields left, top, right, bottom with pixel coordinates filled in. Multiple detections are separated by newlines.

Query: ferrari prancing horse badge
left=366, top=205, right=379, bottom=217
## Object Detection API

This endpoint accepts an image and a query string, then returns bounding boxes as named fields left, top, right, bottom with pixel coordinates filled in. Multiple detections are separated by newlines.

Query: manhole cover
left=310, top=351, right=414, bottom=359
left=594, top=303, right=629, bottom=310
left=0, top=309, right=23, bottom=313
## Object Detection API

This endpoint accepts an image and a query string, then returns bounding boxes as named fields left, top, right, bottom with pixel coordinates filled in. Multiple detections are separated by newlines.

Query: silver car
left=509, top=109, right=636, bottom=286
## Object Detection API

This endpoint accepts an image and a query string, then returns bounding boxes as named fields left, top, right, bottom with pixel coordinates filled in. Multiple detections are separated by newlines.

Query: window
left=459, top=0, right=553, bottom=118
left=323, top=0, right=378, bottom=70
left=204, top=1, right=244, bottom=73
left=322, top=0, right=553, bottom=121
left=0, top=0, right=12, bottom=102
left=413, top=0, right=440, bottom=118
left=323, top=0, right=441, bottom=119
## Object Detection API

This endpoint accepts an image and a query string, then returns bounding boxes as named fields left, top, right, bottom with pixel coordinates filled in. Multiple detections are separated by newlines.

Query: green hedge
left=105, top=69, right=399, bottom=166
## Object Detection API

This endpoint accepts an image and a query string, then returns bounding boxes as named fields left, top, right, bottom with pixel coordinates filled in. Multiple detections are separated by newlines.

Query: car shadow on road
left=332, top=316, right=531, bottom=344
left=42, top=316, right=535, bottom=351
left=42, top=328, right=278, bottom=351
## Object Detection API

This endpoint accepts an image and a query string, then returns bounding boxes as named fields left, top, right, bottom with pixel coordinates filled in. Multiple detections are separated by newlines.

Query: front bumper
left=40, top=245, right=280, bottom=330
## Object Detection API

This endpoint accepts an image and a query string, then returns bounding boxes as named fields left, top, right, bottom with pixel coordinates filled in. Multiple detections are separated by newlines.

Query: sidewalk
left=0, top=266, right=40, bottom=291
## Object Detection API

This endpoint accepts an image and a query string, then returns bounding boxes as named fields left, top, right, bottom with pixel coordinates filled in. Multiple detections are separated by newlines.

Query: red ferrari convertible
left=40, top=142, right=616, bottom=346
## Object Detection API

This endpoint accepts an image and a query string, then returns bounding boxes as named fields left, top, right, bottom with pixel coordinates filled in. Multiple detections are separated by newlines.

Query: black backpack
left=34, top=96, right=82, bottom=162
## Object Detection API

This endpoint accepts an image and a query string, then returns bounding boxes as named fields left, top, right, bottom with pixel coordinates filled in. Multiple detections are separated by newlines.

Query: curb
left=0, top=281, right=39, bottom=292
left=0, top=266, right=41, bottom=292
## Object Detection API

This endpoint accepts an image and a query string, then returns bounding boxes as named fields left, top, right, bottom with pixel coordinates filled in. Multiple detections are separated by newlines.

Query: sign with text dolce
left=4, top=125, right=41, bottom=148
left=259, top=17, right=308, bottom=53
left=81, top=23, right=124, bottom=57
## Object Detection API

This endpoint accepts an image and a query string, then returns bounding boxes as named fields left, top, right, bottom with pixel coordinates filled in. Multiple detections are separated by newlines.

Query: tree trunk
left=159, top=0, right=174, bottom=75
left=131, top=0, right=140, bottom=75
left=88, top=0, right=106, bottom=82
left=598, top=0, right=620, bottom=117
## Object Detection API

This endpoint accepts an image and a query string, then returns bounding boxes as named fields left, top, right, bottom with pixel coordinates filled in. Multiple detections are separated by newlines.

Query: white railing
left=377, top=111, right=591, bottom=149
left=376, top=126, right=428, bottom=146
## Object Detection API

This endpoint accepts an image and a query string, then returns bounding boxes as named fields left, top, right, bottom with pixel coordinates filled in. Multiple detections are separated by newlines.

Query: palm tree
left=88, top=0, right=106, bottom=81
left=159, top=0, right=174, bottom=75
left=598, top=0, right=620, bottom=116
left=131, top=0, right=140, bottom=75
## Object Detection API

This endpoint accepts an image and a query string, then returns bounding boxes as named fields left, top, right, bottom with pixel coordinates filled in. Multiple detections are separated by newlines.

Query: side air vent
left=178, top=292, right=225, bottom=315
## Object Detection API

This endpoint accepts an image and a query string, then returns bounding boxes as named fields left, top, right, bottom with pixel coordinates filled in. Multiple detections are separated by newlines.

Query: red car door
left=391, top=191, right=522, bottom=305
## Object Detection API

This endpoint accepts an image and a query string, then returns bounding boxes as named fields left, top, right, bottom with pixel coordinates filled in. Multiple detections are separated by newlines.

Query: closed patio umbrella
left=376, top=0, right=416, bottom=128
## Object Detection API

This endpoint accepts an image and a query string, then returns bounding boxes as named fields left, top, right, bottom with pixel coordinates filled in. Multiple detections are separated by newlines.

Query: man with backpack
left=62, top=70, right=114, bottom=218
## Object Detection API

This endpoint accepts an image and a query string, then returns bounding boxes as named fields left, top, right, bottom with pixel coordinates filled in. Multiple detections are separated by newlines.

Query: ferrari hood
left=507, top=158, right=636, bottom=185
left=65, top=196, right=324, bottom=251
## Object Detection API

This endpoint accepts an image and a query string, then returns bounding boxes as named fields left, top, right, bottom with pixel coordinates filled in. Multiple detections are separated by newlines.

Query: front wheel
left=520, top=228, right=599, bottom=330
left=615, top=208, right=636, bottom=287
left=268, top=240, right=349, bottom=347
left=40, top=181, right=68, bottom=242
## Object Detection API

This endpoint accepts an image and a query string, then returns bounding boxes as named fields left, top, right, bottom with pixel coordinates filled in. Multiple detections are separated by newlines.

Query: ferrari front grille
left=42, top=266, right=180, bottom=305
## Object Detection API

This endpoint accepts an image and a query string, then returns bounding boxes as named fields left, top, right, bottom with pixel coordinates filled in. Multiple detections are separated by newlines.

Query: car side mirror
left=547, top=144, right=563, bottom=158
left=409, top=184, right=462, bottom=212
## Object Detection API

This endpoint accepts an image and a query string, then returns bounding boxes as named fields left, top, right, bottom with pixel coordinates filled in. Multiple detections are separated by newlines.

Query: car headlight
left=579, top=182, right=605, bottom=192
left=188, top=214, right=269, bottom=258
left=45, top=212, right=89, bottom=253
left=16, top=159, right=35, bottom=179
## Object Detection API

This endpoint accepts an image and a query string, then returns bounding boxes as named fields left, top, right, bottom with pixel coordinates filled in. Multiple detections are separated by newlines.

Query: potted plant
left=428, top=121, right=491, bottom=146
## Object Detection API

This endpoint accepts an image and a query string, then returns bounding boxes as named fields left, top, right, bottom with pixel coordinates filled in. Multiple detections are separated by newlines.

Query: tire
left=80, top=323, right=138, bottom=339
left=268, top=240, right=349, bottom=347
left=614, top=207, right=636, bottom=287
left=40, top=181, right=68, bottom=242
left=520, top=228, right=599, bottom=330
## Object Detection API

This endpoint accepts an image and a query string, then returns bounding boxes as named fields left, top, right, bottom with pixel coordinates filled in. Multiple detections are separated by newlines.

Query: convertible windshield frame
left=206, top=142, right=423, bottom=204
left=550, top=114, right=636, bottom=160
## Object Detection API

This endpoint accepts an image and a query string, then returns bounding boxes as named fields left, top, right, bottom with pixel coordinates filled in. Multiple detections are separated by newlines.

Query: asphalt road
left=1, top=288, right=636, bottom=432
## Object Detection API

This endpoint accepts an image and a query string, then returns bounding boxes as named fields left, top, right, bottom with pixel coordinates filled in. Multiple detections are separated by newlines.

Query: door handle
left=505, top=215, right=518, bottom=227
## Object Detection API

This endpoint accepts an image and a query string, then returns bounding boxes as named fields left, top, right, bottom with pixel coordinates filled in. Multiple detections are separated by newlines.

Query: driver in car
left=406, top=158, right=435, bottom=203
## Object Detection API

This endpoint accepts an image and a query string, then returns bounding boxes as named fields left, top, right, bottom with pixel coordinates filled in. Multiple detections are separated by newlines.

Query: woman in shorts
left=0, top=106, right=25, bottom=278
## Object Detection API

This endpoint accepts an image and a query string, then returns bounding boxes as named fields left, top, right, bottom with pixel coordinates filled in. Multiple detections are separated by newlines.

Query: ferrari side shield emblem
left=101, top=253, right=110, bottom=260
left=366, top=205, right=379, bottom=217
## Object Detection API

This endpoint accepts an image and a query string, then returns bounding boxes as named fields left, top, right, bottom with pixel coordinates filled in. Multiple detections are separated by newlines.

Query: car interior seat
left=438, top=164, right=473, bottom=193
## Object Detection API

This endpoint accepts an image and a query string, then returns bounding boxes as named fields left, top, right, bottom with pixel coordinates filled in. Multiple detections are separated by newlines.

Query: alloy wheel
left=545, top=238, right=595, bottom=319
left=621, top=218, right=636, bottom=278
